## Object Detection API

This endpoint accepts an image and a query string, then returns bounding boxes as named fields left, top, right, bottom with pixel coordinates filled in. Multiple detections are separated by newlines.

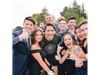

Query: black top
left=86, top=43, right=90, bottom=52
left=30, top=49, right=46, bottom=75
left=43, top=34, right=60, bottom=66
left=30, top=49, right=46, bottom=64
left=78, top=38, right=87, bottom=54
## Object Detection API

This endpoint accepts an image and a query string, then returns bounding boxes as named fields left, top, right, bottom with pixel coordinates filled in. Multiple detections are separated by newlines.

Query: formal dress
left=13, top=29, right=30, bottom=75
left=30, top=49, right=46, bottom=75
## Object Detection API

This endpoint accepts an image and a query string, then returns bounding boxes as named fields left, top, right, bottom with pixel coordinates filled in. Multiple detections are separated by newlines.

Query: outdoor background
left=13, top=0, right=88, bottom=28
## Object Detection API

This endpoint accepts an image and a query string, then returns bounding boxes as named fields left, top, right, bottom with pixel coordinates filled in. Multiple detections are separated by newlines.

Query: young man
left=78, top=19, right=88, bottom=61
left=42, top=14, right=60, bottom=34
left=68, top=16, right=77, bottom=41
left=67, top=20, right=90, bottom=75
left=43, top=23, right=60, bottom=75
left=58, top=19, right=69, bottom=45
left=39, top=21, right=45, bottom=28
left=58, top=19, right=76, bottom=75
left=13, top=16, right=36, bottom=75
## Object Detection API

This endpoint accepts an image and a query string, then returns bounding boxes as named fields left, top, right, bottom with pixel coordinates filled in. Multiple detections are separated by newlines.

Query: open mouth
left=66, top=43, right=71, bottom=48
left=78, top=35, right=82, bottom=39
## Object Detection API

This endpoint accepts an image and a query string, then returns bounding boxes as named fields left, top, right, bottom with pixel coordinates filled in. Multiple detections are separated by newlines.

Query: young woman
left=56, top=34, right=87, bottom=75
left=30, top=29, right=54, bottom=75
left=57, top=34, right=87, bottom=62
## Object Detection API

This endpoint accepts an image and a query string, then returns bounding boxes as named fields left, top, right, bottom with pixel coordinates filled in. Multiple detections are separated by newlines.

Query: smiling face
left=64, top=34, right=74, bottom=49
left=46, top=15, right=53, bottom=23
left=23, top=20, right=35, bottom=34
left=75, top=28, right=85, bottom=41
left=45, top=26, right=55, bottom=41
left=80, top=23, right=88, bottom=38
left=68, top=19, right=76, bottom=30
left=35, top=31, right=43, bottom=42
left=59, top=20, right=67, bottom=31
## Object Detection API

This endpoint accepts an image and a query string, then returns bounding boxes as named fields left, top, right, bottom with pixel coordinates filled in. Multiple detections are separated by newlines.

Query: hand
left=57, top=43, right=63, bottom=55
left=47, top=70, right=55, bottom=75
left=61, top=50, right=66, bottom=55
left=67, top=52, right=78, bottom=60
left=75, top=59, right=83, bottom=67
left=19, top=31, right=29, bottom=40
left=51, top=66, right=54, bottom=71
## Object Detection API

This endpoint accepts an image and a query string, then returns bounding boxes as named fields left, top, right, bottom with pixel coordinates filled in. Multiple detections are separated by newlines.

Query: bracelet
left=55, top=54, right=61, bottom=60
left=48, top=64, right=52, bottom=68
left=47, top=70, right=54, bottom=75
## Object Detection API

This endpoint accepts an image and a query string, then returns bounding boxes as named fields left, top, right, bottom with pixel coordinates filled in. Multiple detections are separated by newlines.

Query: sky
left=13, top=0, right=88, bottom=28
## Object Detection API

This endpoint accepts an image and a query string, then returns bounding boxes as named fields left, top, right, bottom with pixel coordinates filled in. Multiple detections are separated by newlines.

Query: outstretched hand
left=67, top=52, right=78, bottom=60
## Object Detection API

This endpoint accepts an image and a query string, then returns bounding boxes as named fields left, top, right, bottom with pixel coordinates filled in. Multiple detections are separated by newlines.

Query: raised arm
left=56, top=43, right=69, bottom=64
left=58, top=50, right=69, bottom=64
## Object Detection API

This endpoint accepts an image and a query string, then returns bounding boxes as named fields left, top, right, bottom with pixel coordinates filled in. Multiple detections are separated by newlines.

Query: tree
left=41, top=7, right=48, bottom=17
left=73, top=0, right=77, bottom=9
left=32, top=14, right=41, bottom=26
left=60, top=0, right=87, bottom=25
left=81, top=3, right=87, bottom=19
left=32, top=7, right=48, bottom=26
left=60, top=6, right=68, bottom=16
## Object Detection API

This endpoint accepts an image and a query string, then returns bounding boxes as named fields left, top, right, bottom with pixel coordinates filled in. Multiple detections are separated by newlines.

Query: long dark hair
left=32, top=28, right=44, bottom=47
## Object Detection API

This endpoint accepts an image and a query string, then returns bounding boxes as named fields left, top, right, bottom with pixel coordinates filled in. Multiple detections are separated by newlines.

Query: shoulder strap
left=30, top=49, right=43, bottom=53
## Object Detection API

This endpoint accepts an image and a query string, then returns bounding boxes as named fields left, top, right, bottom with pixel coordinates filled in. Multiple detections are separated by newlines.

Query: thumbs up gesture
left=19, top=31, right=29, bottom=40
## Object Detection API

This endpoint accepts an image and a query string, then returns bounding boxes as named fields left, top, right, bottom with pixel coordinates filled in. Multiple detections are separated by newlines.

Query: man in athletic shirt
left=43, top=23, right=60, bottom=75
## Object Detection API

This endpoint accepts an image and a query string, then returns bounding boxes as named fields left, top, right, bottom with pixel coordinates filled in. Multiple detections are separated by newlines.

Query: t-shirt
left=43, top=34, right=60, bottom=66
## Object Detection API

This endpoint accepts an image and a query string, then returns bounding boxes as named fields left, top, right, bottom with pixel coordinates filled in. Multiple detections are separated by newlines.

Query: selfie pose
left=13, top=16, right=36, bottom=75
left=56, top=34, right=87, bottom=75
left=30, top=29, right=54, bottom=75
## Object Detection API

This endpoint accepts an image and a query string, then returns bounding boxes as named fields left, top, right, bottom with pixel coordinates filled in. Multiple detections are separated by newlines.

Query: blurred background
left=13, top=0, right=88, bottom=30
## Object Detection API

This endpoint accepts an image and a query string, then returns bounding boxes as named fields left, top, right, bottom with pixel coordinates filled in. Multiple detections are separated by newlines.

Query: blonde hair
left=45, top=14, right=52, bottom=17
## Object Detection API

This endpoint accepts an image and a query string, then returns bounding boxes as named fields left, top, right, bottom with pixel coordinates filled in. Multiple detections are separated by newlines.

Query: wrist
left=48, top=64, right=52, bottom=68
left=19, top=35, right=22, bottom=41
left=55, top=54, right=61, bottom=60
left=47, top=70, right=54, bottom=75
left=57, top=51, right=60, bottom=55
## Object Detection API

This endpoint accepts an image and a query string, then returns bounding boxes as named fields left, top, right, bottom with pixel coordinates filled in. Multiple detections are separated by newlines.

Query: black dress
left=30, top=49, right=46, bottom=75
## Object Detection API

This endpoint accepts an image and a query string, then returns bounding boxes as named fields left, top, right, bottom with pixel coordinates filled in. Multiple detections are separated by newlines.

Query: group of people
left=12, top=14, right=88, bottom=75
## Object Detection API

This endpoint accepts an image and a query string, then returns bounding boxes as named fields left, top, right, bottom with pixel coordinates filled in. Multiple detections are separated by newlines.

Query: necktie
left=27, top=34, right=31, bottom=52
left=70, top=30, right=74, bottom=35
left=59, top=33, right=64, bottom=44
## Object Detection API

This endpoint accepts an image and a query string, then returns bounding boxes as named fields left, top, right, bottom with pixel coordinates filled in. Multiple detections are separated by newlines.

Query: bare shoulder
left=31, top=44, right=37, bottom=50
left=74, top=45, right=83, bottom=52
left=74, top=45, right=80, bottom=48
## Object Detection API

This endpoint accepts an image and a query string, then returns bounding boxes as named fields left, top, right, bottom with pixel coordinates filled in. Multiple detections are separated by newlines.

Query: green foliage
left=32, top=0, right=87, bottom=26
left=32, top=7, right=48, bottom=26
left=60, top=0, right=87, bottom=25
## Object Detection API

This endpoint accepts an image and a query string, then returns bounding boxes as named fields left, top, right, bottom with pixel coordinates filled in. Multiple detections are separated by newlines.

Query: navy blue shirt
left=58, top=29, right=69, bottom=44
